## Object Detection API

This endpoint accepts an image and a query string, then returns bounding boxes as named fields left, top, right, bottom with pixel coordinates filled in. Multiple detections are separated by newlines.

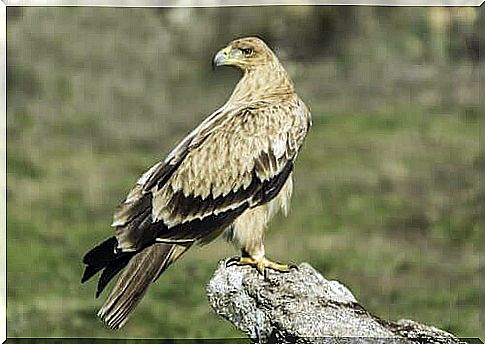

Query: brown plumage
left=81, top=36, right=312, bottom=330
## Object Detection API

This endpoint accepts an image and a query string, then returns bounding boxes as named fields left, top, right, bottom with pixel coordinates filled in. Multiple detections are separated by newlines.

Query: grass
left=6, top=7, right=482, bottom=340
left=7, top=107, right=481, bottom=338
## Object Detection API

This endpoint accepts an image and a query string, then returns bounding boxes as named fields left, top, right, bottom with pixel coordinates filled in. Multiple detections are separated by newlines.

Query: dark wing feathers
left=165, top=172, right=259, bottom=220
left=156, top=160, right=293, bottom=243
left=255, top=160, right=293, bottom=204
left=157, top=202, right=250, bottom=243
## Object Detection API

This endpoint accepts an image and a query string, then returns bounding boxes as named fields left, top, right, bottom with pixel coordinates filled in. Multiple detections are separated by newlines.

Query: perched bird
left=81, top=36, right=312, bottom=330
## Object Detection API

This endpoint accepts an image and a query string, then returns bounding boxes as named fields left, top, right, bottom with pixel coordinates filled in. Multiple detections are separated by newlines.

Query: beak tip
left=212, top=58, right=223, bottom=69
left=211, top=58, right=218, bottom=71
left=212, top=48, right=228, bottom=69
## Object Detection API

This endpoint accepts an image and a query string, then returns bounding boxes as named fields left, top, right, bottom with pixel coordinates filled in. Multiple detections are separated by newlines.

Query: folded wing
left=113, top=99, right=310, bottom=251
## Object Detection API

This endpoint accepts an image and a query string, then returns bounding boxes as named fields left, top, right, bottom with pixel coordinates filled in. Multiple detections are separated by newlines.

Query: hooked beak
left=212, top=46, right=232, bottom=69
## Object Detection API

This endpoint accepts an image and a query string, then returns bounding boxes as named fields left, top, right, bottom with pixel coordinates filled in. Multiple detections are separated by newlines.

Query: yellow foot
left=226, top=256, right=298, bottom=275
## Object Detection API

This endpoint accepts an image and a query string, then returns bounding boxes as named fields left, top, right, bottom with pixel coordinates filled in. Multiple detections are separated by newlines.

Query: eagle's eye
left=240, top=48, right=254, bottom=57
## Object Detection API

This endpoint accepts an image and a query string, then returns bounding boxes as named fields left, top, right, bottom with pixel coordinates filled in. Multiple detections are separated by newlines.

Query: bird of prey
left=81, top=36, right=312, bottom=330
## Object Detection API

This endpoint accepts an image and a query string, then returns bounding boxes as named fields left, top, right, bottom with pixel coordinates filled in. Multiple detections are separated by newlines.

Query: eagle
left=81, top=36, right=312, bottom=330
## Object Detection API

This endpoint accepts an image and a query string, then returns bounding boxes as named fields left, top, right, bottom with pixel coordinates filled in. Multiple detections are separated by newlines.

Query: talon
left=289, top=262, right=299, bottom=270
left=263, top=267, right=269, bottom=280
left=226, top=256, right=241, bottom=267
left=256, top=262, right=266, bottom=276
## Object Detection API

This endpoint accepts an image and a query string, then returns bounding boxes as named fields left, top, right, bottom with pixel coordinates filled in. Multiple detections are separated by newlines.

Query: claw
left=225, top=256, right=242, bottom=267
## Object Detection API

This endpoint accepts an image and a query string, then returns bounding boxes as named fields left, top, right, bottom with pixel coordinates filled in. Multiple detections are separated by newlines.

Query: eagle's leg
left=226, top=197, right=297, bottom=274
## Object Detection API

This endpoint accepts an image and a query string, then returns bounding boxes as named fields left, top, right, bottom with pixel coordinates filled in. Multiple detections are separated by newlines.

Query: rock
left=206, top=260, right=463, bottom=343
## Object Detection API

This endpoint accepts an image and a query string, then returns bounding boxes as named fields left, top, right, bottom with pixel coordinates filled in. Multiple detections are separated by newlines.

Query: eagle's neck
left=229, top=63, right=295, bottom=104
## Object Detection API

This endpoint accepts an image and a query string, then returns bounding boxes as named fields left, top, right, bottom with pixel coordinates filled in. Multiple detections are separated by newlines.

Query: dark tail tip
left=81, top=236, right=119, bottom=287
left=83, top=236, right=118, bottom=266
left=82, top=236, right=136, bottom=299
left=95, top=254, right=132, bottom=297
left=81, top=264, right=104, bottom=284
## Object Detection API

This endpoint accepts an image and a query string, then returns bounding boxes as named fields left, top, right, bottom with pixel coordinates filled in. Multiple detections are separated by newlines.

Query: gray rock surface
left=207, top=260, right=462, bottom=343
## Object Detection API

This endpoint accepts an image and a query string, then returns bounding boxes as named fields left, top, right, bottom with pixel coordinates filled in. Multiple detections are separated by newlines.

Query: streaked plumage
left=82, top=36, right=311, bottom=330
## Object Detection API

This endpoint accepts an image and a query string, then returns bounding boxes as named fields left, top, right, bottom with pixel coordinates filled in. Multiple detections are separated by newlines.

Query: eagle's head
left=212, top=36, right=277, bottom=71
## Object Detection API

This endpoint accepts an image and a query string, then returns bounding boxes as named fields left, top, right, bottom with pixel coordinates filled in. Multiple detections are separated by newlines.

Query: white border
left=2, top=0, right=485, bottom=6
left=0, top=1, right=6, bottom=343
left=0, top=1, right=482, bottom=343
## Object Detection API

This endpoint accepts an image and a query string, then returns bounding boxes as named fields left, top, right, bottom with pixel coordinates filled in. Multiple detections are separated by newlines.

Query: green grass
left=7, top=107, right=481, bottom=338
left=7, top=7, right=482, bottom=340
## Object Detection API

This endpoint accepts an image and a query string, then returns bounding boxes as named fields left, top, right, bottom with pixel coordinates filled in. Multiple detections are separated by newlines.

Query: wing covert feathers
left=150, top=99, right=309, bottom=228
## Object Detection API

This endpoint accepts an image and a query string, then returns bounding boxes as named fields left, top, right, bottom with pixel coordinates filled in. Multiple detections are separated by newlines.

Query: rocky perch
left=207, top=260, right=464, bottom=343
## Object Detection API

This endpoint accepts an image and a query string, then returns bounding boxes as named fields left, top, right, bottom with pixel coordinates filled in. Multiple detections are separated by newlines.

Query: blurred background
left=6, top=6, right=483, bottom=339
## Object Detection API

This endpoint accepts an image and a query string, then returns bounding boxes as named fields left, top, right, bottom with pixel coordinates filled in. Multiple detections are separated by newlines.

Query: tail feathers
left=81, top=264, right=104, bottom=284
left=81, top=236, right=134, bottom=297
left=96, top=255, right=132, bottom=298
left=83, top=236, right=118, bottom=267
left=97, top=243, right=191, bottom=330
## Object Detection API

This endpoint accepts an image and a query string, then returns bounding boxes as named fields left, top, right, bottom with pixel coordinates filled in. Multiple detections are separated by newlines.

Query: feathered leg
left=225, top=187, right=296, bottom=275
